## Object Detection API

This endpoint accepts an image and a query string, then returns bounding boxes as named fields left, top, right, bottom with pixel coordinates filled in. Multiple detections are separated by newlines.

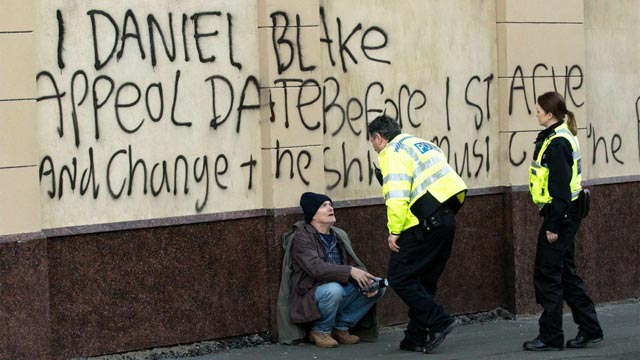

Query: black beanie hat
left=300, top=192, right=332, bottom=223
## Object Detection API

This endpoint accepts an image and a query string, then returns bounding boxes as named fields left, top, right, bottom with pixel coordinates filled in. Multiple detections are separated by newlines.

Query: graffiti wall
left=32, top=0, right=640, bottom=230
left=318, top=0, right=499, bottom=201
left=584, top=0, right=640, bottom=177
left=36, top=1, right=263, bottom=228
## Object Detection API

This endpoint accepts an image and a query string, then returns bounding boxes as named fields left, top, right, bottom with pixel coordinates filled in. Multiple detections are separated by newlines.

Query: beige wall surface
left=584, top=0, right=640, bottom=178
left=319, top=0, right=500, bottom=201
left=497, top=0, right=584, bottom=23
left=35, top=1, right=263, bottom=228
left=0, top=0, right=41, bottom=236
left=22, top=0, right=640, bottom=230
left=496, top=0, right=589, bottom=186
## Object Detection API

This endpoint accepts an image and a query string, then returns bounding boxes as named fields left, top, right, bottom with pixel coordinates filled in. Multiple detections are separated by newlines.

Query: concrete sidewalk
left=95, top=301, right=640, bottom=360
left=186, top=301, right=639, bottom=360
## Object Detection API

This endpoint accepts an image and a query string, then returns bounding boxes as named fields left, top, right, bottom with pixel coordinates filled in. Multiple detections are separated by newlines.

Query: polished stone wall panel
left=47, top=218, right=269, bottom=359
left=587, top=183, right=640, bottom=302
left=0, top=239, right=49, bottom=360
left=442, top=195, right=506, bottom=314
left=509, top=191, right=542, bottom=314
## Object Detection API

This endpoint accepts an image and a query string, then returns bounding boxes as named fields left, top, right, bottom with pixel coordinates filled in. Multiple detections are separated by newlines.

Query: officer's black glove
left=373, top=163, right=383, bottom=186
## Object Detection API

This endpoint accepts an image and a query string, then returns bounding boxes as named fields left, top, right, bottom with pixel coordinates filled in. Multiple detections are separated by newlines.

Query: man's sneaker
left=309, top=331, right=338, bottom=348
left=332, top=329, right=359, bottom=344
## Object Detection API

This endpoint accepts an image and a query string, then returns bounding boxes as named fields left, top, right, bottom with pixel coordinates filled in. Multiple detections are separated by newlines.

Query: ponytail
left=566, top=110, right=577, bottom=136
left=538, top=92, right=578, bottom=134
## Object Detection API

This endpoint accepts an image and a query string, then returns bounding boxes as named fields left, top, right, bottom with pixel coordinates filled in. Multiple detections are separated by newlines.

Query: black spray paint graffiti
left=36, top=68, right=260, bottom=147
left=508, top=131, right=528, bottom=167
left=451, top=74, right=494, bottom=131
left=270, top=12, right=316, bottom=74
left=269, top=8, right=390, bottom=75
left=587, top=123, right=624, bottom=165
left=48, top=9, right=254, bottom=142
left=38, top=8, right=261, bottom=213
left=266, top=8, right=494, bottom=183
left=38, top=7, right=497, bottom=212
left=38, top=146, right=258, bottom=212
left=56, top=10, right=244, bottom=70
left=265, top=71, right=495, bottom=185
left=509, top=124, right=626, bottom=168
left=507, top=63, right=586, bottom=167
left=433, top=136, right=491, bottom=178
left=324, top=144, right=378, bottom=190
left=508, top=64, right=584, bottom=116
left=319, top=7, right=390, bottom=73
left=273, top=140, right=312, bottom=186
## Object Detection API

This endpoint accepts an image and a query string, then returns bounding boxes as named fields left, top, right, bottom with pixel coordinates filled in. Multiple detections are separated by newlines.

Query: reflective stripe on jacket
left=529, top=122, right=582, bottom=206
left=378, top=134, right=467, bottom=234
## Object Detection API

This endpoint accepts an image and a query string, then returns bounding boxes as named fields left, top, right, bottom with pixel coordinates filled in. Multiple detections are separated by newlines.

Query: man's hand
left=363, top=289, right=379, bottom=298
left=388, top=234, right=400, bottom=252
left=350, top=267, right=376, bottom=289
left=546, top=230, right=558, bottom=243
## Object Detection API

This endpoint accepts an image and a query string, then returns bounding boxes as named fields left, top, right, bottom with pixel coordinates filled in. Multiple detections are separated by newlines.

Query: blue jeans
left=312, top=282, right=385, bottom=334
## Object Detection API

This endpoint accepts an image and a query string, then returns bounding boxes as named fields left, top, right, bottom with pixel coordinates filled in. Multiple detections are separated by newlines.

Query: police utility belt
left=420, top=205, right=452, bottom=232
left=540, top=189, right=590, bottom=219
left=577, top=188, right=590, bottom=219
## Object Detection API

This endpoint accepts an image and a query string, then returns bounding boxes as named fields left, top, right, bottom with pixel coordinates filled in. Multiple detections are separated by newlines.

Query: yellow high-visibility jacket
left=529, top=122, right=582, bottom=206
left=378, top=134, right=467, bottom=234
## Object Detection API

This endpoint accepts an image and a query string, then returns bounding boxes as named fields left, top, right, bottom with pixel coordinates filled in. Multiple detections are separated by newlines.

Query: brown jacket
left=289, top=223, right=360, bottom=324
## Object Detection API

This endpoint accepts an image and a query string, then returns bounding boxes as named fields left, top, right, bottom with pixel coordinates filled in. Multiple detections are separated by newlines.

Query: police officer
left=523, top=92, right=603, bottom=351
left=368, top=115, right=467, bottom=353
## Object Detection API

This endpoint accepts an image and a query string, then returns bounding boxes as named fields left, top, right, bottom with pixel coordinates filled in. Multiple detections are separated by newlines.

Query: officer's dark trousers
left=388, top=208, right=456, bottom=342
left=534, top=205, right=602, bottom=347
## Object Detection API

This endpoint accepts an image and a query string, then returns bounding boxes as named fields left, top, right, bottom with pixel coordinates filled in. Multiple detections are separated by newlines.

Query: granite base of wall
left=1, top=182, right=638, bottom=359
left=0, top=237, right=50, bottom=360
left=47, top=218, right=271, bottom=359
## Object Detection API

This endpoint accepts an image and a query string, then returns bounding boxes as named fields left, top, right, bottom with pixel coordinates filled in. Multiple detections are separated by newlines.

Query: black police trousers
left=387, top=207, right=456, bottom=341
left=534, top=204, right=603, bottom=347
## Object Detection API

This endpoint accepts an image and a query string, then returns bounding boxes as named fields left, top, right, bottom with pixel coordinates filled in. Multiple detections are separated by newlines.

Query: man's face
left=369, top=132, right=385, bottom=153
left=312, top=200, right=336, bottom=226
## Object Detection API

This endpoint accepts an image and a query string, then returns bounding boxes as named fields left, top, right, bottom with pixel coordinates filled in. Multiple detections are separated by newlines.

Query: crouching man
left=281, top=192, right=385, bottom=348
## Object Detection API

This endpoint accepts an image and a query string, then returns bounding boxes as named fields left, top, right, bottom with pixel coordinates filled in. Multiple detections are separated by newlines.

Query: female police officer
left=523, top=92, right=604, bottom=351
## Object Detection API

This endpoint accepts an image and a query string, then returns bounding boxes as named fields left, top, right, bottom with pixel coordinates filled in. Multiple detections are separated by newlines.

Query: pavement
left=94, top=301, right=640, bottom=360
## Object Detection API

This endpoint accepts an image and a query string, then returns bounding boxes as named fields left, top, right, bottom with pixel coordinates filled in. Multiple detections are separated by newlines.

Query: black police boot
left=425, top=318, right=458, bottom=353
left=522, top=336, right=563, bottom=351
left=399, top=329, right=429, bottom=352
left=566, top=332, right=604, bottom=348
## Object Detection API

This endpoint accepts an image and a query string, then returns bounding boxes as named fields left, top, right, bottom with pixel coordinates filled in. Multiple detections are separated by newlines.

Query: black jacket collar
left=535, top=121, right=564, bottom=144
